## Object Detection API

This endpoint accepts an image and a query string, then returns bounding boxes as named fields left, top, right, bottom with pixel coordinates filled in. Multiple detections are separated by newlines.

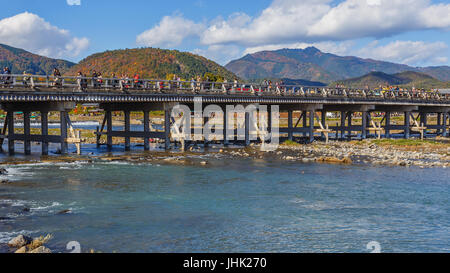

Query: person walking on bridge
left=76, top=71, right=85, bottom=91
left=52, top=68, right=61, bottom=87
left=22, top=71, right=33, bottom=88
left=2, top=67, right=11, bottom=85
left=111, top=73, right=118, bottom=89
left=92, top=70, right=98, bottom=88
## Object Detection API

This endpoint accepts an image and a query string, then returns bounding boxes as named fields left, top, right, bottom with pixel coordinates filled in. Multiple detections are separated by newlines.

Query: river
left=1, top=151, right=449, bottom=253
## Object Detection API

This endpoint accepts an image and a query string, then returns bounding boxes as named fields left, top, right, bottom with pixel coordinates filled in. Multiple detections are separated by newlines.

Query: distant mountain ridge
left=0, top=44, right=75, bottom=75
left=67, top=47, right=238, bottom=80
left=332, top=71, right=450, bottom=89
left=225, top=47, right=450, bottom=83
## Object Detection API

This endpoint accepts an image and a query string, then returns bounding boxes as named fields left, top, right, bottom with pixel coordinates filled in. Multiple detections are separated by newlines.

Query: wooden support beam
left=361, top=111, right=367, bottom=139
left=369, top=120, right=383, bottom=139
left=320, top=111, right=325, bottom=139
left=315, top=111, right=332, bottom=143
left=410, top=113, right=426, bottom=140
left=97, top=114, right=107, bottom=148
left=2, top=134, right=62, bottom=143
left=404, top=111, right=411, bottom=139
left=294, top=111, right=302, bottom=128
left=0, top=114, right=8, bottom=148
left=124, top=111, right=131, bottom=151
left=106, top=111, right=112, bottom=151
left=385, top=112, right=391, bottom=138
left=65, top=112, right=82, bottom=155
left=164, top=109, right=170, bottom=150
left=204, top=115, right=209, bottom=148
left=437, top=113, right=442, bottom=135
left=95, top=131, right=165, bottom=138
left=302, top=111, right=307, bottom=137
left=23, top=111, right=31, bottom=155
left=347, top=112, right=352, bottom=139
left=340, top=111, right=346, bottom=139
left=443, top=112, right=449, bottom=137
left=324, top=105, right=375, bottom=112
left=41, top=111, right=48, bottom=155
left=60, top=111, right=68, bottom=154
left=288, top=110, right=293, bottom=141
left=223, top=109, right=229, bottom=146
left=245, top=111, right=250, bottom=146
left=144, top=111, right=150, bottom=151
left=309, top=111, right=315, bottom=143
left=7, top=111, right=14, bottom=155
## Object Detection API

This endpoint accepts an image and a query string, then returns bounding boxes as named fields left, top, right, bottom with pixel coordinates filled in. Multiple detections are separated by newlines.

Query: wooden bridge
left=0, top=74, right=449, bottom=155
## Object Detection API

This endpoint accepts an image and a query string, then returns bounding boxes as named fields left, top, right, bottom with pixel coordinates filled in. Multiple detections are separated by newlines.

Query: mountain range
left=225, top=47, right=450, bottom=83
left=2, top=43, right=449, bottom=88
left=0, top=44, right=237, bottom=81
left=0, top=44, right=75, bottom=75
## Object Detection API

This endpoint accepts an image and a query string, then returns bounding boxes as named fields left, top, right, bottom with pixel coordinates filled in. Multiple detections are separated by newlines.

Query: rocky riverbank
left=95, top=138, right=450, bottom=168
left=5, top=234, right=53, bottom=253
left=274, top=139, right=450, bottom=168
left=0, top=139, right=449, bottom=169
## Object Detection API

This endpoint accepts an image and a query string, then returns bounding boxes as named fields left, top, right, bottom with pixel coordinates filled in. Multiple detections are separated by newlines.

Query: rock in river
left=8, top=235, right=32, bottom=248
left=29, top=246, right=52, bottom=253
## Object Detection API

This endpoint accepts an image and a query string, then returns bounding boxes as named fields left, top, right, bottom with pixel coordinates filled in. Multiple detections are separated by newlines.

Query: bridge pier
left=361, top=111, right=367, bottom=139
left=143, top=111, right=150, bottom=151
left=444, top=111, right=449, bottom=137
left=223, top=107, right=229, bottom=146
left=308, top=110, right=314, bottom=143
left=7, top=111, right=14, bottom=155
left=165, top=109, right=171, bottom=150
left=60, top=111, right=68, bottom=154
left=324, top=105, right=375, bottom=140
left=124, top=111, right=131, bottom=151
left=347, top=112, right=352, bottom=139
left=204, top=115, right=210, bottom=148
left=287, top=110, right=293, bottom=141
left=321, top=110, right=326, bottom=139
left=340, top=111, right=346, bottom=139
left=245, top=111, right=250, bottom=146
left=41, top=111, right=49, bottom=155
left=375, top=106, right=418, bottom=139
left=24, top=111, right=31, bottom=155
left=106, top=110, right=113, bottom=151
left=279, top=104, right=322, bottom=143
left=404, top=112, right=411, bottom=139
left=385, top=112, right=391, bottom=138
left=97, top=103, right=170, bottom=152
left=418, top=107, right=450, bottom=137
left=1, top=102, right=76, bottom=155
left=420, top=112, right=428, bottom=138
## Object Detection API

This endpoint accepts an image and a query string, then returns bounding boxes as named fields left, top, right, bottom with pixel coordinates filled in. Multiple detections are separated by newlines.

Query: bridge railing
left=0, top=74, right=449, bottom=102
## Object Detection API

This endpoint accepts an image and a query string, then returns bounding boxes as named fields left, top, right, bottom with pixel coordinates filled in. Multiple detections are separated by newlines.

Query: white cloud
left=135, top=0, right=450, bottom=66
left=357, top=40, right=448, bottom=66
left=0, top=12, right=89, bottom=59
left=200, top=0, right=450, bottom=46
left=67, top=0, right=81, bottom=6
left=136, top=15, right=205, bottom=47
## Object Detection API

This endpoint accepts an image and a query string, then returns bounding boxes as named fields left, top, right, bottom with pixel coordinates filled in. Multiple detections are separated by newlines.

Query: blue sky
left=0, top=0, right=449, bottom=67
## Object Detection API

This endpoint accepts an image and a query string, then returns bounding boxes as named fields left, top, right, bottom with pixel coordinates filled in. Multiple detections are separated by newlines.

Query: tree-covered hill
left=0, top=43, right=75, bottom=75
left=67, top=47, right=238, bottom=81
left=331, top=71, right=450, bottom=89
